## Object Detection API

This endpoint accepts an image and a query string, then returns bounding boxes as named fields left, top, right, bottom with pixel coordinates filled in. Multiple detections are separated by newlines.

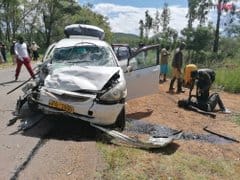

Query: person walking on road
left=14, top=36, right=35, bottom=81
left=159, top=45, right=170, bottom=82
left=168, top=42, right=186, bottom=93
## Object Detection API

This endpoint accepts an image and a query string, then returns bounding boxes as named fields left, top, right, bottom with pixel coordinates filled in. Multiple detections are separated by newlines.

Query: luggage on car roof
left=64, top=24, right=105, bottom=40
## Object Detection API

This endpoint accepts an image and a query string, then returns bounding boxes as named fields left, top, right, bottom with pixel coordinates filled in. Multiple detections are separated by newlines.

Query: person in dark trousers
left=10, top=40, right=16, bottom=65
left=31, top=41, right=40, bottom=61
left=14, top=36, right=35, bottom=81
left=169, top=42, right=186, bottom=93
left=0, top=42, right=7, bottom=63
left=184, top=68, right=229, bottom=113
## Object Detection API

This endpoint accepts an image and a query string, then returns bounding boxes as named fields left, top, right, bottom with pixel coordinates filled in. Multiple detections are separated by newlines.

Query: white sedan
left=16, top=24, right=160, bottom=131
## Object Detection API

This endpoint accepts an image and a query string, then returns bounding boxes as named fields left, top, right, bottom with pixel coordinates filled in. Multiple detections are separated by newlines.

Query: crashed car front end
left=35, top=66, right=127, bottom=125
left=16, top=36, right=127, bottom=129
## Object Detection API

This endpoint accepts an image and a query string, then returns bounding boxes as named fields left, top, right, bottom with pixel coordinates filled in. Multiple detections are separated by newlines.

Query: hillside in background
left=112, top=33, right=140, bottom=47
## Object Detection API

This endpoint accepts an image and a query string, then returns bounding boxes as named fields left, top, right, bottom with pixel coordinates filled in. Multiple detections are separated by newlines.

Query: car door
left=124, top=45, right=160, bottom=100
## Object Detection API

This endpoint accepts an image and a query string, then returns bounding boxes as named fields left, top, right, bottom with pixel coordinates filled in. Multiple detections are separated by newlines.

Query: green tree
left=153, top=10, right=160, bottom=34
left=213, top=0, right=223, bottom=52
left=187, top=0, right=198, bottom=29
left=0, top=0, right=36, bottom=42
left=139, top=19, right=144, bottom=39
left=182, top=24, right=214, bottom=63
left=144, top=10, right=153, bottom=39
left=212, top=0, right=237, bottom=52
left=191, top=25, right=214, bottom=52
left=224, top=13, right=240, bottom=37
left=76, top=5, right=112, bottom=42
left=0, top=0, right=112, bottom=51
left=160, top=3, right=170, bottom=33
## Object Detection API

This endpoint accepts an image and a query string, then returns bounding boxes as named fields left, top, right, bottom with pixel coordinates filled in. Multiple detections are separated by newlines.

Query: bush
left=215, top=65, right=240, bottom=93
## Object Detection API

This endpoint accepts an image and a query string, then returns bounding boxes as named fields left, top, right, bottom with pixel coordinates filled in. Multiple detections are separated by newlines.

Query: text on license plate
left=48, top=100, right=74, bottom=113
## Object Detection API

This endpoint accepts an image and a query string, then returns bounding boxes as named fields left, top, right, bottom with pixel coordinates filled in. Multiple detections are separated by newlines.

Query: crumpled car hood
left=44, top=66, right=122, bottom=92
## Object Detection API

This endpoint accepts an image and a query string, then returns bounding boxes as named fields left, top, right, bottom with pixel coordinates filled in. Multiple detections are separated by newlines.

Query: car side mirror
left=126, top=65, right=133, bottom=72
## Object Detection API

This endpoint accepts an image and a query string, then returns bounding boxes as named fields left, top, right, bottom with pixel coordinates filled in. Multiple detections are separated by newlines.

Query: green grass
left=215, top=65, right=240, bottom=93
left=97, top=142, right=240, bottom=180
left=233, top=115, right=240, bottom=125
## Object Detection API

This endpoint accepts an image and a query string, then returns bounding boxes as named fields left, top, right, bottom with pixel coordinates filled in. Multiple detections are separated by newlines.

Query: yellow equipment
left=184, top=64, right=197, bottom=88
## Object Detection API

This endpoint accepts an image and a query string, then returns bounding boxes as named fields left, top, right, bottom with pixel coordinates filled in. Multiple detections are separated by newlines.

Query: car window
left=51, top=45, right=117, bottom=66
left=128, top=48, right=158, bottom=70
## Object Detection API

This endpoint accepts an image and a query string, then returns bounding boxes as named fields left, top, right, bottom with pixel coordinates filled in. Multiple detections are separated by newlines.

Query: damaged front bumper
left=33, top=87, right=124, bottom=125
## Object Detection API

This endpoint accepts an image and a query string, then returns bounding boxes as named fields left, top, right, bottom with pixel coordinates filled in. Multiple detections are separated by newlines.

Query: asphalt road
left=0, top=65, right=103, bottom=179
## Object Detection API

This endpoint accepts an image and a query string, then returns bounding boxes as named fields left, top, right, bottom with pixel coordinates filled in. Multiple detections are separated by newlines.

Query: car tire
left=114, top=107, right=126, bottom=131
left=27, top=94, right=39, bottom=112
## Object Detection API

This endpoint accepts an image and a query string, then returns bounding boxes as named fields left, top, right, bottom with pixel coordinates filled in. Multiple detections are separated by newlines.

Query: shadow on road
left=7, top=105, right=100, bottom=142
left=0, top=80, right=24, bottom=86
left=22, top=115, right=100, bottom=142
left=127, top=109, right=153, bottom=119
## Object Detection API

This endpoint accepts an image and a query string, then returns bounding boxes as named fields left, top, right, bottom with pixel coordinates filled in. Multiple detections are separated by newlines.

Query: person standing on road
left=31, top=41, right=40, bottom=61
left=0, top=44, right=3, bottom=63
left=10, top=40, right=16, bottom=65
left=0, top=42, right=7, bottom=63
left=168, top=42, right=186, bottom=93
left=159, top=45, right=170, bottom=83
left=14, top=36, right=35, bottom=81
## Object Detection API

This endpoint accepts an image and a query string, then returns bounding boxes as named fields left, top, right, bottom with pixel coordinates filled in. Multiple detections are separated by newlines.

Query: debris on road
left=18, top=113, right=45, bottom=131
left=91, top=123, right=182, bottom=149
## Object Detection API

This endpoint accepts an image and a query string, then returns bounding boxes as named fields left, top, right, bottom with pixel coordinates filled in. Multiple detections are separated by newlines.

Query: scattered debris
left=67, top=171, right=72, bottom=176
left=18, top=113, right=45, bottom=131
left=126, top=119, right=238, bottom=144
left=91, top=123, right=182, bottom=149
left=7, top=117, right=20, bottom=126
left=203, top=126, right=239, bottom=143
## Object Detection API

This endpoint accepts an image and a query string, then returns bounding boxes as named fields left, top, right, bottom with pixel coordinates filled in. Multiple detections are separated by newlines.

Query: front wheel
left=27, top=93, right=39, bottom=112
left=114, top=107, right=126, bottom=131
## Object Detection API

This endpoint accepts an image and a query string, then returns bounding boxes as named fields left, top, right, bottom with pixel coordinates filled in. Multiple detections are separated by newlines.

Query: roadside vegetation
left=95, top=1, right=240, bottom=179
left=97, top=143, right=240, bottom=179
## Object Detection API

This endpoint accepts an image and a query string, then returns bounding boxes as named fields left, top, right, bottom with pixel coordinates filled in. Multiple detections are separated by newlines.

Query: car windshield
left=51, top=44, right=117, bottom=66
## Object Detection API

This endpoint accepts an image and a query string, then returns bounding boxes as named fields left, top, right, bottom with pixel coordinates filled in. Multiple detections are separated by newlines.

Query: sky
left=78, top=0, right=240, bottom=36
left=81, top=0, right=188, bottom=8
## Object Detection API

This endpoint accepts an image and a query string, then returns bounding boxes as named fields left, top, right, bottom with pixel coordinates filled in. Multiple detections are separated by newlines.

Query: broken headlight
left=99, top=81, right=127, bottom=102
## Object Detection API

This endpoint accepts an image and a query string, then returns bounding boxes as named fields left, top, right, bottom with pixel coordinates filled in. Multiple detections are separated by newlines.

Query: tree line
left=138, top=0, right=240, bottom=63
left=0, top=0, right=112, bottom=52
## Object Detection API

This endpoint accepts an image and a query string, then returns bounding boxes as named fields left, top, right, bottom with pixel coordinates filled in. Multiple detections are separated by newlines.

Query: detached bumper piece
left=91, top=123, right=182, bottom=149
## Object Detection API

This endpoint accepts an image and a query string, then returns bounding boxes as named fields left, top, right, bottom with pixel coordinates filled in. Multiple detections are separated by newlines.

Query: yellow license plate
left=48, top=100, right=74, bottom=113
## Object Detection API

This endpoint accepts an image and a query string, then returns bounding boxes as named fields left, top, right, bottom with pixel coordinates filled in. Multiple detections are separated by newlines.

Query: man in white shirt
left=14, top=36, right=35, bottom=81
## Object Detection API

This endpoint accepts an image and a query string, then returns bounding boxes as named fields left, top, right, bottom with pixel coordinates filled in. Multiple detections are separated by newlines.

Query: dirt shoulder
left=126, top=80, right=240, bottom=160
